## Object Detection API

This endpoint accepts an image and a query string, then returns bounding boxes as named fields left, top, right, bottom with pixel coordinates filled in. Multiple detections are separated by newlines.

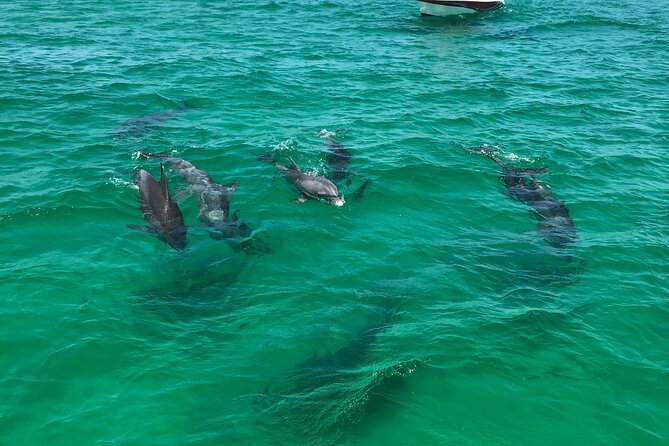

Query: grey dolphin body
left=139, top=153, right=254, bottom=247
left=325, top=136, right=352, bottom=184
left=129, top=165, right=187, bottom=250
left=258, top=154, right=344, bottom=206
left=324, top=136, right=372, bottom=202
left=114, top=101, right=195, bottom=137
left=467, top=147, right=576, bottom=248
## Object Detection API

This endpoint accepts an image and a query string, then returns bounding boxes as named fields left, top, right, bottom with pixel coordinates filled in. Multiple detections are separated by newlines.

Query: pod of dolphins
left=128, top=141, right=577, bottom=251
left=125, top=111, right=377, bottom=251
left=120, top=105, right=578, bottom=441
left=129, top=143, right=361, bottom=251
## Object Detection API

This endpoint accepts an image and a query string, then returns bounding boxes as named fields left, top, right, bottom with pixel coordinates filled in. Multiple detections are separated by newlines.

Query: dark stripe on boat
left=418, top=0, right=504, bottom=12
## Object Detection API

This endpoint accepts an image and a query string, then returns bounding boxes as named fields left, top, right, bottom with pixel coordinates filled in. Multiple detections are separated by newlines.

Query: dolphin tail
left=256, top=152, right=276, bottom=165
left=258, top=153, right=294, bottom=173
left=350, top=178, right=373, bottom=202
left=285, top=156, right=300, bottom=170
left=138, top=152, right=170, bottom=160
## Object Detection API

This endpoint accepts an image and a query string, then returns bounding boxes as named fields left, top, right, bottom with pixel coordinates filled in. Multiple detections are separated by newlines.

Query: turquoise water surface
left=1, top=0, right=668, bottom=444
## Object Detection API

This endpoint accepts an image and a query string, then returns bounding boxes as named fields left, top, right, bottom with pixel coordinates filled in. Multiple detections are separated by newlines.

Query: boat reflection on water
left=416, top=0, right=505, bottom=17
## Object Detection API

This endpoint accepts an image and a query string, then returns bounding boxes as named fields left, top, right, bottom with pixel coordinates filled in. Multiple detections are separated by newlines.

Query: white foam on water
left=504, top=152, right=535, bottom=164
left=108, top=176, right=136, bottom=190
left=317, top=128, right=336, bottom=139
left=272, top=137, right=296, bottom=152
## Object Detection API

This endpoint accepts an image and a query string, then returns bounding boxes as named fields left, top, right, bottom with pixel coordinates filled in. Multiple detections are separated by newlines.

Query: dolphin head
left=326, top=196, right=344, bottom=207
left=310, top=177, right=344, bottom=207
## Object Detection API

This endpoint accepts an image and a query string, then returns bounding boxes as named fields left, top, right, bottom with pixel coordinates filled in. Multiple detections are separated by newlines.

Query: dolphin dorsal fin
left=286, top=156, right=299, bottom=170
left=159, top=163, right=169, bottom=198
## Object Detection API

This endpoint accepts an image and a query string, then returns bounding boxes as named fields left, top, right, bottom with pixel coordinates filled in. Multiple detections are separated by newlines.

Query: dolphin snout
left=330, top=197, right=344, bottom=207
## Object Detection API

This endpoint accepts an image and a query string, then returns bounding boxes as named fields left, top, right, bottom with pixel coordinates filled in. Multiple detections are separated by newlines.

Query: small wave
left=524, top=15, right=648, bottom=35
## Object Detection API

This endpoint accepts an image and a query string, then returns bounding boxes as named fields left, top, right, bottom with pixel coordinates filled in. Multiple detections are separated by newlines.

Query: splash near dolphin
left=129, top=164, right=187, bottom=250
left=466, top=146, right=576, bottom=248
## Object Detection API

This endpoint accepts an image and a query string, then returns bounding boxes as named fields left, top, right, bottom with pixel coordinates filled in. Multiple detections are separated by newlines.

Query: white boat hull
left=417, top=0, right=505, bottom=16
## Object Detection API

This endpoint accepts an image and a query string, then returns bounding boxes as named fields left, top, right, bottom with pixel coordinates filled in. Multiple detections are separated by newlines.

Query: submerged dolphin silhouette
left=466, top=147, right=576, bottom=248
left=258, top=153, right=344, bottom=206
left=114, top=101, right=196, bottom=138
left=258, top=303, right=416, bottom=443
left=324, top=136, right=372, bottom=202
left=324, top=136, right=352, bottom=184
left=129, top=164, right=187, bottom=250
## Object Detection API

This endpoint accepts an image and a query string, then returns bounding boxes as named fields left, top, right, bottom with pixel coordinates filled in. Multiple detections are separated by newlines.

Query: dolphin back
left=466, top=146, right=576, bottom=248
left=134, top=165, right=187, bottom=250
left=325, top=137, right=351, bottom=183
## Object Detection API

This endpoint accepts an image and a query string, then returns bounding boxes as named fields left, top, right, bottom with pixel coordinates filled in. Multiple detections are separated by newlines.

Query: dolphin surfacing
left=139, top=153, right=261, bottom=251
left=324, top=136, right=372, bottom=202
left=466, top=147, right=577, bottom=248
left=129, top=164, right=187, bottom=250
left=258, top=153, right=344, bottom=207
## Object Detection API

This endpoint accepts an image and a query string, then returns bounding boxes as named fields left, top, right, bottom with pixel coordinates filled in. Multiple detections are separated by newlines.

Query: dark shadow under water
left=322, top=135, right=373, bottom=204
left=253, top=294, right=425, bottom=444
left=113, top=100, right=198, bottom=139
left=128, top=245, right=248, bottom=323
left=454, top=243, right=585, bottom=294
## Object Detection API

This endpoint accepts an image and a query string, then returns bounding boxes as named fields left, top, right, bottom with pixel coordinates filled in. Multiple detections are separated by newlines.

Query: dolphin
left=324, top=136, right=372, bottom=202
left=128, top=164, right=187, bottom=250
left=324, top=136, right=352, bottom=184
left=257, top=303, right=416, bottom=444
left=466, top=147, right=576, bottom=248
left=138, top=153, right=261, bottom=251
left=258, top=153, right=344, bottom=207
left=114, top=101, right=196, bottom=137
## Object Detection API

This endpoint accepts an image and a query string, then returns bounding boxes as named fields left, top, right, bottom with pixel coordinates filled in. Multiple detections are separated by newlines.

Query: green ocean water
left=1, top=0, right=668, bottom=444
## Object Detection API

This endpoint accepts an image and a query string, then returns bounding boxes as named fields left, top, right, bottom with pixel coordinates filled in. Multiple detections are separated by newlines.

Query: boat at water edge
left=416, top=0, right=505, bottom=17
